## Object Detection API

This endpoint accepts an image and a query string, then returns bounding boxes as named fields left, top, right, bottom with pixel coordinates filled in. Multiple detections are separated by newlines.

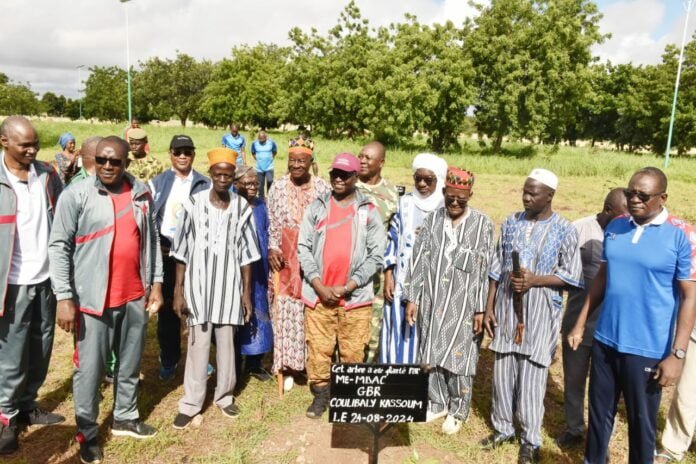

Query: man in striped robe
left=482, top=168, right=583, bottom=464
left=170, top=148, right=260, bottom=429
left=403, top=167, right=494, bottom=435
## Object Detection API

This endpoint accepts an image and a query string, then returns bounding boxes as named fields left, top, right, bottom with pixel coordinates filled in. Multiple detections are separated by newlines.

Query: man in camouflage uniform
left=356, top=141, right=398, bottom=363
left=128, top=128, right=164, bottom=182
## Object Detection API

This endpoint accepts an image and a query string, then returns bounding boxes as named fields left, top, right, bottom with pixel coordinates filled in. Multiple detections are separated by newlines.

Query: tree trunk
left=493, top=134, right=503, bottom=152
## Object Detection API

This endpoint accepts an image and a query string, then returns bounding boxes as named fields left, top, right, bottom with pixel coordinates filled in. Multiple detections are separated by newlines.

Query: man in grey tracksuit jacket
left=48, top=136, right=163, bottom=451
left=297, top=153, right=385, bottom=419
left=0, top=116, right=64, bottom=455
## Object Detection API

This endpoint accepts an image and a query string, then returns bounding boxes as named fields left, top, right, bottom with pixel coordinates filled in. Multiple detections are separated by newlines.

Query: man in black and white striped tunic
left=403, top=167, right=494, bottom=435
left=170, top=148, right=260, bottom=429
left=482, top=169, right=583, bottom=464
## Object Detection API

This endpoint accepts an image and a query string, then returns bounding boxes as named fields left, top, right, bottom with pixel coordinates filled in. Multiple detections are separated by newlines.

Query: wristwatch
left=672, top=348, right=687, bottom=360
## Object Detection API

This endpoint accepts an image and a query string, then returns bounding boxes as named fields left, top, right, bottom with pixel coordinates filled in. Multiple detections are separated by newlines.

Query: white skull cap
left=528, top=168, right=558, bottom=191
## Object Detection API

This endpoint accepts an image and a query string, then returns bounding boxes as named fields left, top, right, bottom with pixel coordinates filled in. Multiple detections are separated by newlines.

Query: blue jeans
left=257, top=170, right=274, bottom=200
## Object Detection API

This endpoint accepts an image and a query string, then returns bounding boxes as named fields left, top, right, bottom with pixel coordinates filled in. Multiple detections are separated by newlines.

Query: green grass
left=6, top=118, right=696, bottom=463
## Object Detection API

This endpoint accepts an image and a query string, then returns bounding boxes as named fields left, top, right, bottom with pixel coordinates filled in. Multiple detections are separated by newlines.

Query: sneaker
left=220, top=403, right=240, bottom=419
left=17, top=407, right=65, bottom=425
left=249, top=367, right=273, bottom=382
left=480, top=432, right=516, bottom=450
left=111, top=419, right=157, bottom=439
left=425, top=408, right=448, bottom=423
left=555, top=431, right=584, bottom=448
left=78, top=437, right=103, bottom=464
left=159, top=364, right=178, bottom=381
left=442, top=415, right=462, bottom=435
left=172, top=413, right=195, bottom=430
left=283, top=375, right=294, bottom=392
left=306, top=385, right=329, bottom=419
left=0, top=423, right=18, bottom=455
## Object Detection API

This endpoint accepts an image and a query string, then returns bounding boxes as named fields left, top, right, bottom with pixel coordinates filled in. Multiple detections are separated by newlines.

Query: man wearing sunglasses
left=297, top=153, right=385, bottom=419
left=0, top=116, right=64, bottom=455
left=568, top=167, right=696, bottom=464
left=49, top=136, right=164, bottom=464
left=149, top=135, right=210, bottom=381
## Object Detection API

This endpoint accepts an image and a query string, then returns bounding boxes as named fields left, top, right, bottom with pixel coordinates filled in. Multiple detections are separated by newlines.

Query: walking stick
left=272, top=271, right=284, bottom=398
left=512, top=251, right=525, bottom=345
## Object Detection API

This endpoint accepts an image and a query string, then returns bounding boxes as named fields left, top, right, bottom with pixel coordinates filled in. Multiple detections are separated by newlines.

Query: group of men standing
left=0, top=114, right=694, bottom=464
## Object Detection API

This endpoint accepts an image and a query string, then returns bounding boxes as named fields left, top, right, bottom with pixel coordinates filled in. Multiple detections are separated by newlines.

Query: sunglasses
left=623, top=189, right=663, bottom=203
left=329, top=170, right=355, bottom=181
left=413, top=174, right=436, bottom=186
left=445, top=194, right=469, bottom=206
left=95, top=156, right=123, bottom=167
left=172, top=149, right=194, bottom=157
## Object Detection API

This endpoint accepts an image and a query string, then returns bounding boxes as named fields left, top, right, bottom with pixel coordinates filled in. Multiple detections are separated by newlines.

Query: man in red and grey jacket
left=0, top=116, right=64, bottom=455
left=49, top=136, right=163, bottom=464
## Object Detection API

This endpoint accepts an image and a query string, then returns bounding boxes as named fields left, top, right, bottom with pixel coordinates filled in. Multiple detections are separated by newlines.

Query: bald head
left=598, top=187, right=628, bottom=227
left=0, top=116, right=39, bottom=169
left=358, top=141, right=386, bottom=183
left=362, top=141, right=386, bottom=161
left=0, top=115, right=35, bottom=138
left=80, top=136, right=103, bottom=174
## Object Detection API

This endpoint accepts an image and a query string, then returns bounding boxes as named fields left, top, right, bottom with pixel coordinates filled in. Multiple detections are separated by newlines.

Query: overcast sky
left=0, top=0, right=690, bottom=98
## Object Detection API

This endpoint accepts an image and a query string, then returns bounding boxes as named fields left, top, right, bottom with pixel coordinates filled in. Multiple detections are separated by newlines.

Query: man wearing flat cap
left=128, top=128, right=164, bottom=183
left=297, top=153, right=385, bottom=419
left=170, top=147, right=259, bottom=429
left=149, top=135, right=210, bottom=381
left=403, top=167, right=494, bottom=435
left=481, top=168, right=583, bottom=463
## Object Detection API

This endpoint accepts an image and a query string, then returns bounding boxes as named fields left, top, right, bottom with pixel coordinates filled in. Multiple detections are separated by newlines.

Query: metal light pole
left=664, top=0, right=695, bottom=168
left=76, top=65, right=84, bottom=119
left=120, top=0, right=133, bottom=123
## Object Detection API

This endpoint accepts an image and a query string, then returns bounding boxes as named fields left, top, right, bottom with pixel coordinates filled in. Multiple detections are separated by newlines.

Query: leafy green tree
left=41, top=92, right=67, bottom=116
left=134, top=52, right=213, bottom=126
left=82, top=66, right=129, bottom=121
left=0, top=80, right=42, bottom=115
left=199, top=44, right=288, bottom=128
left=468, top=0, right=604, bottom=150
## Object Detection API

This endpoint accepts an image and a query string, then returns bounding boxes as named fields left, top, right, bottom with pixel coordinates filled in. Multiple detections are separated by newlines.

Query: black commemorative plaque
left=329, top=363, right=428, bottom=424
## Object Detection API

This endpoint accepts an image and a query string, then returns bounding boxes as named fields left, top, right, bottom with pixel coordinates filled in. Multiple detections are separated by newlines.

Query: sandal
left=654, top=449, right=678, bottom=463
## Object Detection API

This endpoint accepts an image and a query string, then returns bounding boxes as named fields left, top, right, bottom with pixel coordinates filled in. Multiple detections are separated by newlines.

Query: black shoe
left=111, top=419, right=157, bottom=439
left=555, top=431, right=584, bottom=448
left=0, top=423, right=18, bottom=455
left=78, top=437, right=103, bottom=464
left=172, top=413, right=195, bottom=430
left=479, top=432, right=515, bottom=449
left=306, top=384, right=329, bottom=419
left=248, top=367, right=273, bottom=382
left=220, top=403, right=240, bottom=419
left=17, top=407, right=65, bottom=425
left=518, top=443, right=540, bottom=464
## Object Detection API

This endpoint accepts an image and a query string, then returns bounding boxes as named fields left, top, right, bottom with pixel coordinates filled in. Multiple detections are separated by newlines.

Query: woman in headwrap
left=54, top=132, right=78, bottom=184
left=233, top=166, right=273, bottom=382
left=379, top=153, right=448, bottom=364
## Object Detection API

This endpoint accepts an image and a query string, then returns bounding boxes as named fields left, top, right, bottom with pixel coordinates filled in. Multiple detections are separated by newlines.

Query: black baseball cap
left=170, top=135, right=195, bottom=150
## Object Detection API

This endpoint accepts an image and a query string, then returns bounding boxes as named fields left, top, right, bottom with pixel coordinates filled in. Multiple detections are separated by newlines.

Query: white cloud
left=593, top=0, right=696, bottom=65
left=1, top=0, right=689, bottom=98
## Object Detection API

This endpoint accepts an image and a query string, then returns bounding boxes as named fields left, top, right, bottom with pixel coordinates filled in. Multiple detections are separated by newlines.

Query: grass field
left=5, top=119, right=696, bottom=463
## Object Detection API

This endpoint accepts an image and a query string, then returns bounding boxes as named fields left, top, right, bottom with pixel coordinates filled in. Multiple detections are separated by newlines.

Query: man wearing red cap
left=403, top=167, right=494, bottom=435
left=297, top=153, right=385, bottom=419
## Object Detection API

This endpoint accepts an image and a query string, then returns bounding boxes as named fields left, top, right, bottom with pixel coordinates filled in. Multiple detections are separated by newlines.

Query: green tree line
left=2, top=0, right=694, bottom=154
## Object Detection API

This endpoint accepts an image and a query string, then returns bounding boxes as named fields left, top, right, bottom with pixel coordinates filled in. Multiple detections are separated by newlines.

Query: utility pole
left=76, top=65, right=84, bottom=119
left=120, top=0, right=133, bottom=123
left=665, top=0, right=695, bottom=168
